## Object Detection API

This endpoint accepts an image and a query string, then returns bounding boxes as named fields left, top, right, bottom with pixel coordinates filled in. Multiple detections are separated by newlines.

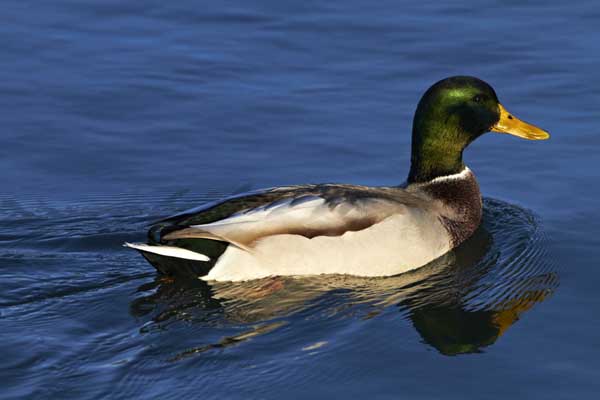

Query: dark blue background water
left=2, top=1, right=599, bottom=399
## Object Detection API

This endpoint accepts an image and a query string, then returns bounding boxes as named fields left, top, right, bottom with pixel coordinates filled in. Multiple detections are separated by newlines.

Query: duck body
left=126, top=76, right=548, bottom=281
left=127, top=167, right=481, bottom=281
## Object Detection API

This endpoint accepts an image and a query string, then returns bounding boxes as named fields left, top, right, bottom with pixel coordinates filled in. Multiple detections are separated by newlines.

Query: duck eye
left=472, top=94, right=485, bottom=103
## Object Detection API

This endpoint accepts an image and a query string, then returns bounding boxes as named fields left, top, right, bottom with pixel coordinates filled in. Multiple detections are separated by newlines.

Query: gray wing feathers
left=163, top=186, right=430, bottom=249
left=162, top=227, right=253, bottom=251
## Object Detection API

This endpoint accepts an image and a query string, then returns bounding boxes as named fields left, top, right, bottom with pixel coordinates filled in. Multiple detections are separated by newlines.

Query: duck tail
left=123, top=242, right=210, bottom=262
left=124, top=241, right=220, bottom=278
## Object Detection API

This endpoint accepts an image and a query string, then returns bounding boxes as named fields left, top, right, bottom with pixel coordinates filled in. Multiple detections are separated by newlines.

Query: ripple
left=0, top=193, right=561, bottom=398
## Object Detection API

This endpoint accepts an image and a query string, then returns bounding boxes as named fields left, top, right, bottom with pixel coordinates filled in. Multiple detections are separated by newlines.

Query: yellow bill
left=491, top=103, right=550, bottom=140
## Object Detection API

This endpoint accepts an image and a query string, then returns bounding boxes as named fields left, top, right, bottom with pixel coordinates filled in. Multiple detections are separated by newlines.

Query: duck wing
left=159, top=184, right=429, bottom=249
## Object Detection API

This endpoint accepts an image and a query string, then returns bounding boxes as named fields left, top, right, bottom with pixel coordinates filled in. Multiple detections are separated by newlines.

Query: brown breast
left=413, top=168, right=483, bottom=247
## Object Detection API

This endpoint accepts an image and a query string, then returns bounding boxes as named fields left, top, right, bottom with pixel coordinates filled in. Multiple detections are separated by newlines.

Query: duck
left=125, top=76, right=549, bottom=282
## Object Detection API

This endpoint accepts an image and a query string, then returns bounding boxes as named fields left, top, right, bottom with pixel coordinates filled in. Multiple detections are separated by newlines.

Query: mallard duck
left=125, top=76, right=549, bottom=282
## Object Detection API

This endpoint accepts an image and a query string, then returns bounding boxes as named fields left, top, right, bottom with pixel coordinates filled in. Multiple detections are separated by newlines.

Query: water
left=1, top=1, right=599, bottom=398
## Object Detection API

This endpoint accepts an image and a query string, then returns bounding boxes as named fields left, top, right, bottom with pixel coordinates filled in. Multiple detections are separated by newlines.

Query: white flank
left=123, top=242, right=210, bottom=262
left=203, top=211, right=451, bottom=282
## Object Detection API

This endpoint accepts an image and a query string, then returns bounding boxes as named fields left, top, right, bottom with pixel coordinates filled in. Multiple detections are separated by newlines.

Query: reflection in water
left=130, top=199, right=559, bottom=357
left=402, top=224, right=556, bottom=355
left=167, top=321, right=287, bottom=362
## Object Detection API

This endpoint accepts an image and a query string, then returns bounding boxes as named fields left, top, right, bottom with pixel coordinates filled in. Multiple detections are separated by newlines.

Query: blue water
left=2, top=1, right=599, bottom=398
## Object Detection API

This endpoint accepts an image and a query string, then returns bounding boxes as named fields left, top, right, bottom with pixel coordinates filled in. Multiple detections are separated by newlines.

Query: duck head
left=407, top=76, right=549, bottom=183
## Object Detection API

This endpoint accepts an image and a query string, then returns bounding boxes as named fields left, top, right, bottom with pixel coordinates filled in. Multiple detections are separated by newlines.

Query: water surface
left=1, top=1, right=599, bottom=399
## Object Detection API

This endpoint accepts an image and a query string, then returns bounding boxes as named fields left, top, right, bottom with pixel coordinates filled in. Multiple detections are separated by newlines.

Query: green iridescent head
left=407, top=76, right=549, bottom=183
